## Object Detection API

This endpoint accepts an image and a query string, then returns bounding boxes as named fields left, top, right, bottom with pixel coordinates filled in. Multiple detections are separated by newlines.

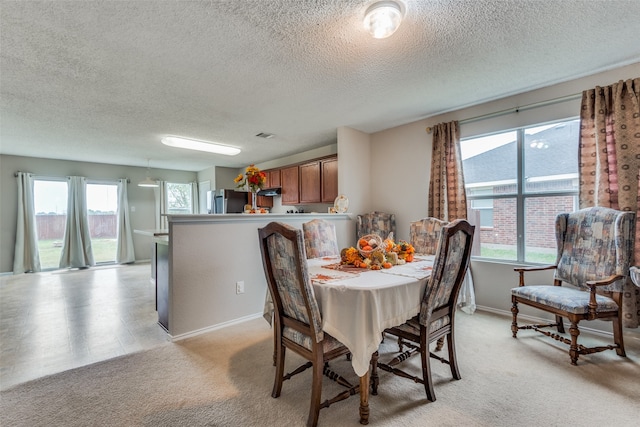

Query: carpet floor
left=1, top=311, right=639, bottom=426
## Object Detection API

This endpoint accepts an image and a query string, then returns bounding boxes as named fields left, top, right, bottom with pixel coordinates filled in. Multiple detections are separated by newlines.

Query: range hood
left=257, top=187, right=281, bottom=197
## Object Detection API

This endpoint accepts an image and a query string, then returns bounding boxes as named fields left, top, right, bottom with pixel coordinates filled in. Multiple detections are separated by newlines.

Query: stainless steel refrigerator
left=208, top=189, right=247, bottom=214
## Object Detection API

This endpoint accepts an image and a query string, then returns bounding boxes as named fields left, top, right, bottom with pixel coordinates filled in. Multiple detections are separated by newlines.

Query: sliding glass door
left=33, top=179, right=68, bottom=270
left=86, top=183, right=118, bottom=264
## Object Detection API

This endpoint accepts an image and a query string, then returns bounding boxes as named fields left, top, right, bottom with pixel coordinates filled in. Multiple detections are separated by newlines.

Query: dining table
left=264, top=254, right=434, bottom=424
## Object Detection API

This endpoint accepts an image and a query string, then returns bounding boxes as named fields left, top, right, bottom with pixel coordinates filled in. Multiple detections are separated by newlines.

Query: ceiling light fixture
left=138, top=159, right=158, bottom=188
left=364, top=1, right=404, bottom=39
left=161, top=136, right=241, bottom=156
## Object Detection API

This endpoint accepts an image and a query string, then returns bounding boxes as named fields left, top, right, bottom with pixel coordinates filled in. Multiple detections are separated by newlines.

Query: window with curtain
left=460, top=118, right=579, bottom=263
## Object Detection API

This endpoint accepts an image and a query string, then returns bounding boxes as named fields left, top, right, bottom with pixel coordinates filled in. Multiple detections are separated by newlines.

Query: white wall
left=0, top=155, right=196, bottom=273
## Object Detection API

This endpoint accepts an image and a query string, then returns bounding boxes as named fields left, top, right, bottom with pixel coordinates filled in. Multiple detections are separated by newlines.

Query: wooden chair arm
left=514, top=265, right=557, bottom=287
left=585, top=274, right=624, bottom=288
left=513, top=265, right=557, bottom=273
left=585, top=274, right=624, bottom=319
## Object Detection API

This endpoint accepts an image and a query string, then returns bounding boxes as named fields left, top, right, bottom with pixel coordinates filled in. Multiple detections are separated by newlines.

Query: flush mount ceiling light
left=138, top=159, right=158, bottom=188
left=161, top=136, right=241, bottom=156
left=364, top=1, right=404, bottom=39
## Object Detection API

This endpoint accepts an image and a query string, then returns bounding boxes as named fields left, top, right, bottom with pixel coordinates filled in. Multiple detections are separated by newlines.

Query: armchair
left=511, top=206, right=636, bottom=365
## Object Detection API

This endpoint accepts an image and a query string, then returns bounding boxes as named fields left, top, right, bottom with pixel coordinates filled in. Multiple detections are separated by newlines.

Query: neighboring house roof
left=463, top=120, right=580, bottom=185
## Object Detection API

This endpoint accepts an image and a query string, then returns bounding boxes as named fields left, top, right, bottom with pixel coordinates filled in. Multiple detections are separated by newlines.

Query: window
left=460, top=119, right=579, bottom=263
left=166, top=182, right=193, bottom=214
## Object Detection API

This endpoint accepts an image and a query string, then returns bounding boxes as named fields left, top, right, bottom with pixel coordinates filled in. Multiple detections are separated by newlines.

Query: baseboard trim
left=168, top=312, right=265, bottom=342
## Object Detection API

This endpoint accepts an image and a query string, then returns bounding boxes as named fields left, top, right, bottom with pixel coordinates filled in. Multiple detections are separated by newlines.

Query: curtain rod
left=425, top=92, right=582, bottom=133
left=13, top=172, right=131, bottom=183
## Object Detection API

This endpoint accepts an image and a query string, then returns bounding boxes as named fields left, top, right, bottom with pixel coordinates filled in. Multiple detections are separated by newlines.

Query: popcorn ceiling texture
left=1, top=0, right=639, bottom=171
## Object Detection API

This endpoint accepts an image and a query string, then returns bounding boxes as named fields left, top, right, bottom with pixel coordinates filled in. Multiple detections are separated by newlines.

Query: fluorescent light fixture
left=161, top=136, right=241, bottom=156
left=364, top=1, right=404, bottom=39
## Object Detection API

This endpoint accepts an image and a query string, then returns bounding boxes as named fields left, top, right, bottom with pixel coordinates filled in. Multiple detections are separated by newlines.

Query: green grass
left=38, top=238, right=117, bottom=269
left=480, top=246, right=556, bottom=264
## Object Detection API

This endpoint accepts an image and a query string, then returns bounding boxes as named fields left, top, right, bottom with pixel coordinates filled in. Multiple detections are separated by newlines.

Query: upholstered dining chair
left=258, top=222, right=357, bottom=427
left=511, top=206, right=635, bottom=365
left=302, top=219, right=340, bottom=259
left=410, top=217, right=448, bottom=256
left=356, top=211, right=396, bottom=240
left=377, top=219, right=475, bottom=401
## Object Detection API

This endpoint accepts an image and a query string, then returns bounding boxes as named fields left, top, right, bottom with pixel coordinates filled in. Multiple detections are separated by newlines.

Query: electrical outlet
left=236, top=281, right=245, bottom=294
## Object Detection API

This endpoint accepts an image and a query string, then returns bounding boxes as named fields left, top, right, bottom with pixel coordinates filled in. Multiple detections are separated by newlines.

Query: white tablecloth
left=307, top=256, right=433, bottom=377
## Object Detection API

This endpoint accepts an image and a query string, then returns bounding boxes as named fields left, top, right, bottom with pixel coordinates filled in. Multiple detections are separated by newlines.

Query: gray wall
left=1, top=155, right=196, bottom=273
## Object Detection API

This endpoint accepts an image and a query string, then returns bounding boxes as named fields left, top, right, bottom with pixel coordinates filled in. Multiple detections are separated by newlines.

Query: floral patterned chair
left=410, top=217, right=448, bottom=255
left=511, top=206, right=636, bottom=365
left=377, top=219, right=475, bottom=401
left=258, top=222, right=357, bottom=427
left=356, top=211, right=396, bottom=240
left=302, top=219, right=340, bottom=259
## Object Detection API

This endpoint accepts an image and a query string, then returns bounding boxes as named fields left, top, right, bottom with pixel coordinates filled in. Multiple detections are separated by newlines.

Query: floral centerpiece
left=340, top=237, right=415, bottom=270
left=234, top=164, right=267, bottom=211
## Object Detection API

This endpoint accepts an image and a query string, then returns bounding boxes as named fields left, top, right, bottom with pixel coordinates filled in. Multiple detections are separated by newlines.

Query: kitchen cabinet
left=268, top=169, right=281, bottom=188
left=321, top=157, right=338, bottom=203
left=299, top=161, right=321, bottom=203
left=281, top=165, right=300, bottom=204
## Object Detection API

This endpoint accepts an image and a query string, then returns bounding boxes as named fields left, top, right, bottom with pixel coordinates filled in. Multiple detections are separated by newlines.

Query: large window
left=166, top=182, right=193, bottom=214
left=460, top=119, right=579, bottom=263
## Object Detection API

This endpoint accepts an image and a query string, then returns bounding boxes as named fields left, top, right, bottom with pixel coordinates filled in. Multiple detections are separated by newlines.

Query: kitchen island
left=160, top=213, right=354, bottom=339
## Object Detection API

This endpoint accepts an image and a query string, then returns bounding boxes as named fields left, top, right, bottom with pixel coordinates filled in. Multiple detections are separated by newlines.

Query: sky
left=34, top=181, right=117, bottom=214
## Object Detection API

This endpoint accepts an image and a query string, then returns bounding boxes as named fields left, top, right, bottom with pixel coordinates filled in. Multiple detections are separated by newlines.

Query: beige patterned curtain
left=428, top=121, right=467, bottom=221
left=428, top=121, right=476, bottom=315
left=579, top=77, right=640, bottom=328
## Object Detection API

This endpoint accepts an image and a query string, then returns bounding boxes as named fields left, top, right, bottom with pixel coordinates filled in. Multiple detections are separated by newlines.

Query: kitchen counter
left=162, top=212, right=354, bottom=339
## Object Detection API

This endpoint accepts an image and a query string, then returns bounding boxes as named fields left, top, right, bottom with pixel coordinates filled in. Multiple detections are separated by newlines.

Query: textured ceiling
left=2, top=0, right=640, bottom=172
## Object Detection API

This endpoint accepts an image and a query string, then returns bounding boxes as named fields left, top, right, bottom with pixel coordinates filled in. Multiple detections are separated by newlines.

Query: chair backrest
left=420, top=219, right=475, bottom=326
left=356, top=211, right=396, bottom=240
left=555, top=206, right=635, bottom=292
left=302, top=219, right=340, bottom=259
left=410, top=217, right=448, bottom=255
left=259, top=222, right=324, bottom=343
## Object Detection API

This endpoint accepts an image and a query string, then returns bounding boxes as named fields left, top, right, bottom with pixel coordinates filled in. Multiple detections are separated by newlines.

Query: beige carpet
left=1, top=311, right=639, bottom=427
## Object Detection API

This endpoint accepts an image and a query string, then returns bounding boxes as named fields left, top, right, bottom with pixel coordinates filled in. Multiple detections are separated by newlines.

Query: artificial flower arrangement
left=340, top=237, right=415, bottom=270
left=234, top=164, right=266, bottom=193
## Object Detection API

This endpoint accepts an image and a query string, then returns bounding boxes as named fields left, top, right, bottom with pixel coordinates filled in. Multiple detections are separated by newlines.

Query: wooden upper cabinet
left=299, top=162, right=321, bottom=204
left=321, top=157, right=338, bottom=203
left=268, top=169, right=281, bottom=188
left=280, top=165, right=299, bottom=205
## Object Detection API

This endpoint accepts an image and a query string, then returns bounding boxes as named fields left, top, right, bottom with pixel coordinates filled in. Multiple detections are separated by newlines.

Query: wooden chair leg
left=569, top=322, right=580, bottom=365
left=555, top=315, right=565, bottom=334
left=612, top=316, right=626, bottom=357
left=447, top=333, right=461, bottom=380
left=272, top=343, right=285, bottom=398
left=511, top=298, right=519, bottom=338
left=421, top=334, right=436, bottom=402
left=370, top=351, right=379, bottom=395
left=307, top=355, right=323, bottom=427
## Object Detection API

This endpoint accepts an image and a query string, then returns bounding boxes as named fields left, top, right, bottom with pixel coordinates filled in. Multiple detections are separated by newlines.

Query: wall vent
left=255, top=132, right=275, bottom=139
